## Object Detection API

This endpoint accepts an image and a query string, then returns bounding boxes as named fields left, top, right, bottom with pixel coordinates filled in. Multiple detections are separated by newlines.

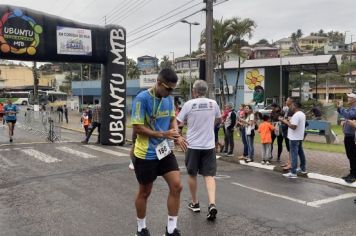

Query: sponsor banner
left=56, top=26, right=92, bottom=56
left=244, top=68, right=265, bottom=104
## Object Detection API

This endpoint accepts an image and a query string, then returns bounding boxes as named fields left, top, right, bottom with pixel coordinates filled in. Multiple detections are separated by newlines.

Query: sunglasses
left=161, top=82, right=175, bottom=92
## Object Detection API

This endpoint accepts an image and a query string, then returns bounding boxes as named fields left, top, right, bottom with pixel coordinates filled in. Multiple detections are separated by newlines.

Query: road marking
left=114, top=146, right=132, bottom=152
left=308, top=173, right=356, bottom=188
left=215, top=174, right=231, bottom=179
left=307, top=193, right=356, bottom=207
left=56, top=146, right=96, bottom=159
left=1, top=156, right=17, bottom=167
left=85, top=145, right=127, bottom=157
left=21, top=149, right=61, bottom=163
left=231, top=182, right=312, bottom=207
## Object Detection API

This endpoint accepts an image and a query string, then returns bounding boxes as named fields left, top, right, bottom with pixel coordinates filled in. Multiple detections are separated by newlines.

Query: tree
left=159, top=55, right=173, bottom=70
left=127, top=58, right=140, bottom=80
left=255, top=38, right=269, bottom=46
left=178, top=76, right=192, bottom=101
left=228, top=17, right=256, bottom=108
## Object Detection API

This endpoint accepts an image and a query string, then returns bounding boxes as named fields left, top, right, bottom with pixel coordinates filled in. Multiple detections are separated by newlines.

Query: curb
left=217, top=155, right=356, bottom=188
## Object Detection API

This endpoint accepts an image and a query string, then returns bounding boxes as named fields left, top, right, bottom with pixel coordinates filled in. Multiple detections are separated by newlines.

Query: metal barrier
left=17, top=109, right=62, bottom=142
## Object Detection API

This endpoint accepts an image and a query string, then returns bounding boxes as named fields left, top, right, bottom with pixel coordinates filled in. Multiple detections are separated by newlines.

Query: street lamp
left=181, top=19, right=200, bottom=99
left=278, top=44, right=283, bottom=106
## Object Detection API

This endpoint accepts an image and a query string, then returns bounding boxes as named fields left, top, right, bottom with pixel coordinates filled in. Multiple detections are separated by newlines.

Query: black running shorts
left=133, top=153, right=179, bottom=185
left=185, top=148, right=217, bottom=176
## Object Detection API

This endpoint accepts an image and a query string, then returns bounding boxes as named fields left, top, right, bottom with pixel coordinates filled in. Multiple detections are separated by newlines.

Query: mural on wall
left=244, top=68, right=265, bottom=104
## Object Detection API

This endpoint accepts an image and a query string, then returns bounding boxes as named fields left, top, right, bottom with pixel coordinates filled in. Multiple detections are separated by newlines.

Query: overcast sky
left=1, top=0, right=356, bottom=63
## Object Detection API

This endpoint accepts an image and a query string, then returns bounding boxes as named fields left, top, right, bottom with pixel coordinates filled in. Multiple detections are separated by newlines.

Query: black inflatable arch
left=0, top=5, right=126, bottom=145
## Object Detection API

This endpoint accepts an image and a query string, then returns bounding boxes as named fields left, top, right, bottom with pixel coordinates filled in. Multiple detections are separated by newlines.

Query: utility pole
left=205, top=0, right=214, bottom=98
left=32, top=61, right=39, bottom=109
left=350, top=35, right=353, bottom=87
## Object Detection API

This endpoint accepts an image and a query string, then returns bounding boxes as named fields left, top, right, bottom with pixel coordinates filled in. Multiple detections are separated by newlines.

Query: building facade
left=137, top=55, right=159, bottom=74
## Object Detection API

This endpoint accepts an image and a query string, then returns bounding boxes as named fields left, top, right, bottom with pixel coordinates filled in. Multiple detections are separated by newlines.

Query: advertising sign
left=56, top=26, right=92, bottom=56
left=244, top=68, right=265, bottom=104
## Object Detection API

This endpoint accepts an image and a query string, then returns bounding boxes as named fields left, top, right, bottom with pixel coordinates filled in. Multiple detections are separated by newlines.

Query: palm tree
left=127, top=58, right=140, bottom=80
left=228, top=17, right=256, bottom=108
left=200, top=18, right=232, bottom=106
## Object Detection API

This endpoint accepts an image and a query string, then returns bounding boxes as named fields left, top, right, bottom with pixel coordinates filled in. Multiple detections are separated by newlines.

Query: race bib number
left=156, top=139, right=171, bottom=160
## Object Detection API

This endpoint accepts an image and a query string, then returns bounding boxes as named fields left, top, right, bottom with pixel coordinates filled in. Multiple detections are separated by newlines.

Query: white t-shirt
left=288, top=111, right=306, bottom=140
left=177, top=97, right=221, bottom=149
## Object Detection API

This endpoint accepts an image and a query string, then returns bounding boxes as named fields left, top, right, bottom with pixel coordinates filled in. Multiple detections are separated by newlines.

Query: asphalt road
left=0, top=126, right=355, bottom=236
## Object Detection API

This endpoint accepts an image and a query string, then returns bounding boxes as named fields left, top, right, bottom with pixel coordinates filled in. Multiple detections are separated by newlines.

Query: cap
left=346, top=92, right=356, bottom=99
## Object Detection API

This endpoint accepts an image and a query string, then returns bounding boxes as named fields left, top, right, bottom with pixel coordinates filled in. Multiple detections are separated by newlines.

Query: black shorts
left=185, top=148, right=216, bottom=176
left=6, top=120, right=16, bottom=124
left=133, top=153, right=179, bottom=185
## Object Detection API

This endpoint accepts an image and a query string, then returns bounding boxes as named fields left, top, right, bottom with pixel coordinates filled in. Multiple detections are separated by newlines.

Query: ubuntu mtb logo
left=0, top=8, right=42, bottom=55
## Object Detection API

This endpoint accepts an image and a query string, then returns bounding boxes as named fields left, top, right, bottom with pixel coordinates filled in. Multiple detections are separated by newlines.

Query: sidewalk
left=60, top=110, right=356, bottom=188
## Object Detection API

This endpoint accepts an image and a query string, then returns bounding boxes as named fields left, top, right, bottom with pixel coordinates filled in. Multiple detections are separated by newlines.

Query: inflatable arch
left=0, top=5, right=126, bottom=145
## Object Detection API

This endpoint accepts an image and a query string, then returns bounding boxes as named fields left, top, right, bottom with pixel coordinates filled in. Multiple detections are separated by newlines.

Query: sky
left=1, top=0, right=356, bottom=64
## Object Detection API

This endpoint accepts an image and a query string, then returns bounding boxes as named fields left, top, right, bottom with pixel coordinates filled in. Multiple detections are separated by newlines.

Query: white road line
left=21, top=149, right=61, bottom=163
left=1, top=156, right=17, bottom=167
left=308, top=173, right=356, bottom=188
left=114, top=146, right=132, bottom=152
left=307, top=193, right=356, bottom=207
left=56, top=147, right=96, bottom=159
left=85, top=145, right=127, bottom=157
left=231, top=182, right=312, bottom=207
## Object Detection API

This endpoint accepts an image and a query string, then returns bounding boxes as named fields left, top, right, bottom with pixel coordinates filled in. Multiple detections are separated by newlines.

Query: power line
left=107, top=0, right=150, bottom=25
left=77, top=0, right=97, bottom=18
left=58, top=0, right=76, bottom=16
left=101, top=0, right=133, bottom=23
left=127, top=9, right=203, bottom=47
left=129, top=0, right=200, bottom=36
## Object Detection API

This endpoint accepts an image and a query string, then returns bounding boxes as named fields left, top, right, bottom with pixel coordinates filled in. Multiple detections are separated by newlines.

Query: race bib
left=156, top=139, right=172, bottom=160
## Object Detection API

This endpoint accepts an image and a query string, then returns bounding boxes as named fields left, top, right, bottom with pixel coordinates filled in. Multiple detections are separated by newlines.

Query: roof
left=253, top=46, right=278, bottom=51
left=301, top=36, right=328, bottom=40
left=275, top=37, right=292, bottom=43
left=137, top=55, right=158, bottom=60
left=222, top=55, right=338, bottom=73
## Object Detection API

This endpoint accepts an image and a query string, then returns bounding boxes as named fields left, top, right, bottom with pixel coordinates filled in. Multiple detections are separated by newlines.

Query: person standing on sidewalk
left=81, top=99, right=101, bottom=144
left=63, top=104, right=69, bottom=124
left=177, top=80, right=221, bottom=221
left=222, top=102, right=236, bottom=156
left=239, top=105, right=255, bottom=162
left=337, top=92, right=356, bottom=183
left=270, top=103, right=284, bottom=162
left=258, top=114, right=274, bottom=165
left=279, top=101, right=307, bottom=178
left=4, top=99, right=18, bottom=142
left=131, top=69, right=188, bottom=236
left=0, top=102, right=4, bottom=127
left=236, top=104, right=248, bottom=160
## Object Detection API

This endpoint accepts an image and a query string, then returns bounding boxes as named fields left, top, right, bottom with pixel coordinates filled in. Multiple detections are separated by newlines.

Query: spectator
left=57, top=105, right=63, bottom=122
left=280, top=101, right=307, bottom=178
left=258, top=114, right=274, bottom=165
left=177, top=80, right=221, bottom=221
left=222, top=102, right=236, bottom=156
left=239, top=105, right=255, bottom=163
left=270, top=103, right=285, bottom=162
left=64, top=104, right=69, bottom=123
left=0, top=102, right=4, bottom=127
left=236, top=104, right=248, bottom=160
left=80, top=108, right=91, bottom=137
left=81, top=99, right=101, bottom=144
left=337, top=92, right=356, bottom=183
left=280, top=98, right=294, bottom=171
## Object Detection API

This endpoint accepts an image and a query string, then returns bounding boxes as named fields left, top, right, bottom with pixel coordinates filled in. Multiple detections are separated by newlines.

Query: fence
left=17, top=109, right=62, bottom=142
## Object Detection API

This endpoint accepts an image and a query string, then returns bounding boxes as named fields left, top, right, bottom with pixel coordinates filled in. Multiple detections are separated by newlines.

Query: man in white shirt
left=279, top=101, right=306, bottom=178
left=177, top=80, right=221, bottom=221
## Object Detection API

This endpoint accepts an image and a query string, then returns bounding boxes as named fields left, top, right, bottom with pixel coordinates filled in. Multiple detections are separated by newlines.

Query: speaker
left=199, top=59, right=206, bottom=80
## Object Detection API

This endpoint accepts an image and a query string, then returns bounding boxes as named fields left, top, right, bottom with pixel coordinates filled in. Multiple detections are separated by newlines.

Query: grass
left=125, top=122, right=346, bottom=154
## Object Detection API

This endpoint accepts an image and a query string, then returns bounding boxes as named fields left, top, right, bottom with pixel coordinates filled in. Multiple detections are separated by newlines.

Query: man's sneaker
left=265, top=161, right=271, bottom=165
left=245, top=158, right=253, bottom=163
left=164, top=227, right=181, bottom=236
left=296, top=168, right=308, bottom=175
left=9, top=138, right=13, bottom=143
left=136, top=228, right=150, bottom=236
left=261, top=160, right=266, bottom=164
left=226, top=152, right=234, bottom=157
left=283, top=172, right=298, bottom=178
left=207, top=204, right=217, bottom=221
left=342, top=173, right=353, bottom=180
left=188, top=202, right=200, bottom=212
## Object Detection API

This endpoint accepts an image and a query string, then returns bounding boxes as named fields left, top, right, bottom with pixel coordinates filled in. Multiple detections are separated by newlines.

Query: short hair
left=271, top=103, right=278, bottom=108
left=262, top=114, right=270, bottom=121
left=293, top=101, right=302, bottom=108
left=158, top=68, right=178, bottom=83
left=226, top=102, right=234, bottom=108
left=193, top=80, right=208, bottom=96
left=94, top=99, right=99, bottom=104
